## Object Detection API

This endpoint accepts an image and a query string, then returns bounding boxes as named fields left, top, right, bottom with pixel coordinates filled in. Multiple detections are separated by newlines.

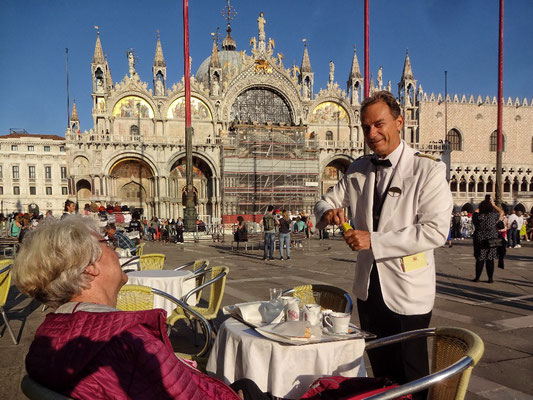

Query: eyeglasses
left=99, top=238, right=115, bottom=250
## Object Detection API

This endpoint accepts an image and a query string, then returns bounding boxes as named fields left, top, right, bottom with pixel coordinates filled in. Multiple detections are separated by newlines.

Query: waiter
left=314, top=91, right=452, bottom=399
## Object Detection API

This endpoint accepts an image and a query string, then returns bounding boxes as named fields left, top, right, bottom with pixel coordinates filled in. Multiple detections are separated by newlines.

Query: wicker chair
left=21, top=375, right=73, bottom=400
left=282, top=284, right=353, bottom=314
left=363, top=327, right=485, bottom=400
left=116, top=284, right=213, bottom=360
left=174, top=260, right=210, bottom=304
left=167, top=266, right=228, bottom=333
left=134, top=242, right=145, bottom=256
left=139, top=254, right=166, bottom=271
left=0, top=261, right=18, bottom=344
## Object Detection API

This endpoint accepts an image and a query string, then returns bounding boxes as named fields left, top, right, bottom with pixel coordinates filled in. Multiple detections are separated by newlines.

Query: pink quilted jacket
left=26, top=308, right=240, bottom=400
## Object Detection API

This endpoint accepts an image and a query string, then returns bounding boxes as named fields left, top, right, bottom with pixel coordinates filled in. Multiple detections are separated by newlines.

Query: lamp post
left=182, top=0, right=198, bottom=231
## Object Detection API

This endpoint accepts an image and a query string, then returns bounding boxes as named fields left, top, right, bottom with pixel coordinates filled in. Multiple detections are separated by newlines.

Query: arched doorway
left=76, top=179, right=92, bottom=199
left=110, top=159, right=154, bottom=213
left=322, top=158, right=351, bottom=195
left=170, top=156, right=214, bottom=219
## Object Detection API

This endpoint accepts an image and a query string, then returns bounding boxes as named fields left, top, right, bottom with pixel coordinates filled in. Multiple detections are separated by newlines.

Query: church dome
left=195, top=50, right=243, bottom=84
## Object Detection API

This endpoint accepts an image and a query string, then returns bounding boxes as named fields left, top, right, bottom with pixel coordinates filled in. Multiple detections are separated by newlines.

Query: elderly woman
left=13, top=216, right=267, bottom=400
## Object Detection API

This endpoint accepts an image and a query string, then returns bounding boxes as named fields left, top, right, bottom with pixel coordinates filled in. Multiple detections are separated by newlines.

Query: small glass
left=269, top=287, right=283, bottom=301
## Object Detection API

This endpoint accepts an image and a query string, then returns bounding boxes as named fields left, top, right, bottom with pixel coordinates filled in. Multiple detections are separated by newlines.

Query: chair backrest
left=21, top=375, right=73, bottom=400
left=0, top=260, right=13, bottom=307
left=192, top=259, right=209, bottom=302
left=116, top=284, right=154, bottom=311
left=364, top=327, right=484, bottom=400
left=139, top=254, right=165, bottom=271
left=284, top=284, right=353, bottom=314
left=205, top=266, right=228, bottom=316
left=135, top=243, right=145, bottom=256
left=430, top=327, right=485, bottom=400
left=115, top=285, right=213, bottom=358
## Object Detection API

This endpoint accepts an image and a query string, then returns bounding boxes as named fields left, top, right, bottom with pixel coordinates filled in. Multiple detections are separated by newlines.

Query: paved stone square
left=1, top=235, right=532, bottom=399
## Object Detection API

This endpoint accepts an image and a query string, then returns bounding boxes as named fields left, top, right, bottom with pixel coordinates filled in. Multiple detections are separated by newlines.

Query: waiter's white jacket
left=314, top=142, right=453, bottom=315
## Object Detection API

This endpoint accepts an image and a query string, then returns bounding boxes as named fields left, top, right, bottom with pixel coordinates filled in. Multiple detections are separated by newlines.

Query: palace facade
left=2, top=12, right=532, bottom=218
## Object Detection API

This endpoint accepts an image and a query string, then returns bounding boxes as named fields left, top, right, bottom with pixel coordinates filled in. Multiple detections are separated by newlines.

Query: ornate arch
left=309, top=96, right=356, bottom=126
left=167, top=150, right=219, bottom=178
left=220, top=63, right=303, bottom=123
left=320, top=154, right=354, bottom=174
left=164, top=90, right=216, bottom=122
left=104, top=151, right=159, bottom=177
left=110, top=94, right=156, bottom=119
left=446, top=128, right=463, bottom=151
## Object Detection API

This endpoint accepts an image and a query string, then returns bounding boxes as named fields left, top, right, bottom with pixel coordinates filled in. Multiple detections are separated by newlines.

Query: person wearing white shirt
left=314, top=91, right=452, bottom=400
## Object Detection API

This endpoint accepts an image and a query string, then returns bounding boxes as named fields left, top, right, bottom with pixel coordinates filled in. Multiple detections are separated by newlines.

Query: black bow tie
left=371, top=158, right=392, bottom=167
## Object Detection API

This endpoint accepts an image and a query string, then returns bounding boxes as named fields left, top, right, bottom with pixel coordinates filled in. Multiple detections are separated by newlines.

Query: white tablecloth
left=206, top=319, right=366, bottom=399
left=126, top=270, right=196, bottom=315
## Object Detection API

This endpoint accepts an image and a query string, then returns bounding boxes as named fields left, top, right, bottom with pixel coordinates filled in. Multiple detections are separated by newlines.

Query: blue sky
left=1, top=0, right=532, bottom=135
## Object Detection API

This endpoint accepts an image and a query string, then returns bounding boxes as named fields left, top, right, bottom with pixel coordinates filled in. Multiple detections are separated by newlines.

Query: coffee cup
left=303, top=304, right=322, bottom=326
left=284, top=298, right=300, bottom=321
left=324, top=312, right=351, bottom=334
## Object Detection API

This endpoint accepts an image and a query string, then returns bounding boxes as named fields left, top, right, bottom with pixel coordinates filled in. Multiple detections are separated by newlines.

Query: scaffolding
left=223, top=124, right=319, bottom=216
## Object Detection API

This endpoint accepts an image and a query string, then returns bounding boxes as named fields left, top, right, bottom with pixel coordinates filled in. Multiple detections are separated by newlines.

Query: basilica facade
left=2, top=12, right=532, bottom=219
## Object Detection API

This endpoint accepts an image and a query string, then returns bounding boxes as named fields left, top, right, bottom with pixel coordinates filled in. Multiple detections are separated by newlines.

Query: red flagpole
left=364, top=0, right=369, bottom=98
left=495, top=0, right=504, bottom=205
left=183, top=0, right=191, bottom=128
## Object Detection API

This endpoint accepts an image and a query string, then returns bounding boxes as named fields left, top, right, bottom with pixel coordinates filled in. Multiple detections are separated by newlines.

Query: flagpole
left=66, top=48, right=70, bottom=130
left=363, top=0, right=370, bottom=155
left=495, top=0, right=504, bottom=206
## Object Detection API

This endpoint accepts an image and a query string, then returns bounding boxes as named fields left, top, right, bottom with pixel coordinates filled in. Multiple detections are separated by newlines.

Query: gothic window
left=512, top=177, right=519, bottom=192
left=325, top=131, right=333, bottom=141
left=130, top=125, right=140, bottom=136
left=446, top=129, right=462, bottom=151
left=459, top=176, right=466, bottom=192
left=521, top=178, right=528, bottom=192
left=230, top=87, right=292, bottom=125
left=490, top=131, right=505, bottom=151
left=503, top=177, right=511, bottom=192
left=477, top=178, right=484, bottom=193
left=486, top=177, right=493, bottom=193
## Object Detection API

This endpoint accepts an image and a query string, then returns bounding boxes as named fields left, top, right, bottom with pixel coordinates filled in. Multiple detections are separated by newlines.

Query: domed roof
left=196, top=50, right=243, bottom=84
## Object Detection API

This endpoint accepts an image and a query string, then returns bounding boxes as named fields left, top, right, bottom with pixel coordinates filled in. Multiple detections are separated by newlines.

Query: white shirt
left=375, top=141, right=404, bottom=197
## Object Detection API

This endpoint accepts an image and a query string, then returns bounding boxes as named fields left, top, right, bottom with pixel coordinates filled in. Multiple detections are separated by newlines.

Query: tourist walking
left=472, top=196, right=504, bottom=283
left=278, top=210, right=291, bottom=260
left=261, top=205, right=278, bottom=261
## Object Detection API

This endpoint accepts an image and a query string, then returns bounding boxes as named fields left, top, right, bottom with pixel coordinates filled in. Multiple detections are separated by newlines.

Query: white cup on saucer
left=324, top=312, right=351, bottom=334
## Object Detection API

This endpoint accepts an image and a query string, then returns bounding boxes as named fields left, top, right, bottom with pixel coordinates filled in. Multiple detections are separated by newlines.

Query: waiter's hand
left=320, top=208, right=346, bottom=226
left=344, top=229, right=371, bottom=251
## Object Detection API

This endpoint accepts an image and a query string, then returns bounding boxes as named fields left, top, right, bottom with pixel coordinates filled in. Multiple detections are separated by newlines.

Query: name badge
left=401, top=252, right=427, bottom=272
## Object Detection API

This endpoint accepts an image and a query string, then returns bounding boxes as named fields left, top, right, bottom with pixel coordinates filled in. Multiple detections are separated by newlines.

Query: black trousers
left=358, top=265, right=432, bottom=400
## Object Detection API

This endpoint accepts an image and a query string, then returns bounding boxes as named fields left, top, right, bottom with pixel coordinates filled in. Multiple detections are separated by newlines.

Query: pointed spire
left=349, top=45, right=362, bottom=79
left=210, top=33, right=221, bottom=67
left=93, top=31, right=105, bottom=64
left=401, top=49, right=414, bottom=81
left=154, top=31, right=166, bottom=67
left=70, top=99, right=79, bottom=121
left=105, top=57, right=113, bottom=89
left=301, top=39, right=312, bottom=73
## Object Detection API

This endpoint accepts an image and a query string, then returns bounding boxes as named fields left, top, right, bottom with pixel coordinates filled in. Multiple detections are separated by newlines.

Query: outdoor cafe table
left=206, top=318, right=367, bottom=399
left=126, top=270, right=196, bottom=314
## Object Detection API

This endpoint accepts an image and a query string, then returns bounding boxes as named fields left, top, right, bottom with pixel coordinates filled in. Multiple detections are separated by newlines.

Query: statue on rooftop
left=257, top=12, right=266, bottom=40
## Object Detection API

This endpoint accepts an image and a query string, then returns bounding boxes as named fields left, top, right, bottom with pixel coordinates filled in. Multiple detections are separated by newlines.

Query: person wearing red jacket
left=13, top=216, right=268, bottom=400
